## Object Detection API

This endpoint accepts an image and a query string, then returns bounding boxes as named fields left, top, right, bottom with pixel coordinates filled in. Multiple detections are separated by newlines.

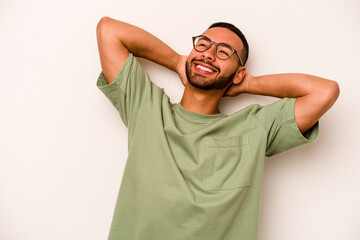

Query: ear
left=232, top=67, right=246, bottom=85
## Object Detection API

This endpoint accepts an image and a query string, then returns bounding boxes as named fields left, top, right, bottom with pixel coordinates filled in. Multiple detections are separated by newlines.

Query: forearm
left=247, top=73, right=333, bottom=98
left=98, top=17, right=180, bottom=72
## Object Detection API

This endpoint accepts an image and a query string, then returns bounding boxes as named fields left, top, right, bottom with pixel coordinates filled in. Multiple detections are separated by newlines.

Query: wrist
left=242, top=73, right=255, bottom=94
left=173, top=54, right=182, bottom=73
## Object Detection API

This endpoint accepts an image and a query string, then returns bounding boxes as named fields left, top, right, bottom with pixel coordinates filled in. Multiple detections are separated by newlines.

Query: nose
left=202, top=43, right=216, bottom=61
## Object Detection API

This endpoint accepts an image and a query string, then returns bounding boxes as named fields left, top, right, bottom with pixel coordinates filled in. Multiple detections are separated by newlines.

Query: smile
left=194, top=63, right=216, bottom=74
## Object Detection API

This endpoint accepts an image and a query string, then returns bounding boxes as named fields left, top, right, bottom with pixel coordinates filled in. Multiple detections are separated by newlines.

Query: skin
left=178, top=27, right=247, bottom=115
left=96, top=17, right=340, bottom=134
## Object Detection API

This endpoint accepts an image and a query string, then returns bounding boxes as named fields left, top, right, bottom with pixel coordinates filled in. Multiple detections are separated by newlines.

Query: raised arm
left=96, top=17, right=183, bottom=84
left=224, top=73, right=340, bottom=133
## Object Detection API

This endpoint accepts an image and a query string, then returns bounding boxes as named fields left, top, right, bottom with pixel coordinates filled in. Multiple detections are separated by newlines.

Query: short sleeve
left=256, top=98, right=319, bottom=157
left=96, top=53, right=158, bottom=127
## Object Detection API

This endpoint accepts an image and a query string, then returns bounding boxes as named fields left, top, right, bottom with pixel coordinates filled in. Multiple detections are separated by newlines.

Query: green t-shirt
left=96, top=53, right=319, bottom=240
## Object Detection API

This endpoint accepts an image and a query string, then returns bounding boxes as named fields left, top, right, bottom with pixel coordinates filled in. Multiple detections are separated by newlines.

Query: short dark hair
left=208, top=22, right=249, bottom=66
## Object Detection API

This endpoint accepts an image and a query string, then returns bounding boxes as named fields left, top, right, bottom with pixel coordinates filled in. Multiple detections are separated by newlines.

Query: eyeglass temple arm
left=236, top=52, right=244, bottom=66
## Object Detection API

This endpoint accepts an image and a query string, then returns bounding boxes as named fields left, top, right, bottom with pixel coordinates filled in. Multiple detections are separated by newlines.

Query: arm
left=96, top=17, right=184, bottom=84
left=224, top=73, right=340, bottom=133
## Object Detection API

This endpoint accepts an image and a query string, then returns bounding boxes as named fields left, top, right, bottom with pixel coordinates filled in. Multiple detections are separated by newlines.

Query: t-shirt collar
left=174, top=103, right=225, bottom=124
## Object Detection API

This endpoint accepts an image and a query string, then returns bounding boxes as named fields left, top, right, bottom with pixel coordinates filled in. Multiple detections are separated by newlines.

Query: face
left=186, top=27, right=244, bottom=90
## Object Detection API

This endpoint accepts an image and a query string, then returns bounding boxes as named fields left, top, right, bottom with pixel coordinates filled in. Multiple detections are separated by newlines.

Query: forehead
left=201, top=27, right=243, bottom=52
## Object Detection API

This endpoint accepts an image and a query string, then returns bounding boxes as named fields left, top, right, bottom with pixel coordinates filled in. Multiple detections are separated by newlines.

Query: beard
left=185, top=58, right=236, bottom=90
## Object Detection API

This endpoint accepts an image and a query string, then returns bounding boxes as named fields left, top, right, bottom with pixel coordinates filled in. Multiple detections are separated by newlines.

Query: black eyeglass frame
left=192, top=35, right=244, bottom=66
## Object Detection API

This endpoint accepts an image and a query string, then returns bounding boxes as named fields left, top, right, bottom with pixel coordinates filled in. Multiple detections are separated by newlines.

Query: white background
left=1, top=0, right=359, bottom=239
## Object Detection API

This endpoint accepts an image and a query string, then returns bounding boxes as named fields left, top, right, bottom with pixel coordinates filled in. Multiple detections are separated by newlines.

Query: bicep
left=96, top=17, right=129, bottom=84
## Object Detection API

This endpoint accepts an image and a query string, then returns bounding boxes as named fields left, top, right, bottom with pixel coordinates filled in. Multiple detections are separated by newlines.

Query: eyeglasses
left=192, top=35, right=244, bottom=66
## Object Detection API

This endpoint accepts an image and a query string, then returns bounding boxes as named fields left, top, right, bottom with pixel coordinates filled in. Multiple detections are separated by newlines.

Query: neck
left=179, top=84, right=226, bottom=115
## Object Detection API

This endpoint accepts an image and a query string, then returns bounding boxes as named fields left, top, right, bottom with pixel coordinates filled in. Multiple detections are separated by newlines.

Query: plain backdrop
left=1, top=0, right=359, bottom=239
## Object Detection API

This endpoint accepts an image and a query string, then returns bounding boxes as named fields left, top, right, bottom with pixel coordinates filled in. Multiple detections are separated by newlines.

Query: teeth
left=196, top=64, right=213, bottom=73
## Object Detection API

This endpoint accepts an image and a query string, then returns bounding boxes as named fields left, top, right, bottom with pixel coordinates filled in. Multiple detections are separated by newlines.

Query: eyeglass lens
left=194, top=36, right=234, bottom=60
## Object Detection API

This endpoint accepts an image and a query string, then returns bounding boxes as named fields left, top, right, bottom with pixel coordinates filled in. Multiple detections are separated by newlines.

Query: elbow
left=96, top=17, right=127, bottom=42
left=96, top=16, right=119, bottom=40
left=96, top=16, right=111, bottom=37
left=320, top=80, right=340, bottom=108
left=328, top=80, right=340, bottom=102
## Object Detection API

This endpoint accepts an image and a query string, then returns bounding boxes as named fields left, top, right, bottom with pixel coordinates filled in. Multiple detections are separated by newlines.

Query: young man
left=96, top=17, right=339, bottom=240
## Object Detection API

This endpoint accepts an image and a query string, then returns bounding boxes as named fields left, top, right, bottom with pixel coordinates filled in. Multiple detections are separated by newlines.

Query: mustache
left=191, top=58, right=220, bottom=72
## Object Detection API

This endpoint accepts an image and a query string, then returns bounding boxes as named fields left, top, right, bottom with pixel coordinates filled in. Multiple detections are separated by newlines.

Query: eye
left=219, top=50, right=230, bottom=57
left=194, top=38, right=210, bottom=51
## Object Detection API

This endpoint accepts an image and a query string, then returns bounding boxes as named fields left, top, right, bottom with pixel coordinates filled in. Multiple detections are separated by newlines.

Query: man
left=96, top=16, right=339, bottom=240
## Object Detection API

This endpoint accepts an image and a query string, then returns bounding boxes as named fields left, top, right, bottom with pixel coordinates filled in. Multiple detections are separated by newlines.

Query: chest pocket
left=201, top=135, right=253, bottom=191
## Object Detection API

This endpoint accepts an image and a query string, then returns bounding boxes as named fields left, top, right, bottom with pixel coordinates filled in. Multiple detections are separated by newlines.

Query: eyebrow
left=199, top=35, right=211, bottom=41
left=200, top=35, right=235, bottom=49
